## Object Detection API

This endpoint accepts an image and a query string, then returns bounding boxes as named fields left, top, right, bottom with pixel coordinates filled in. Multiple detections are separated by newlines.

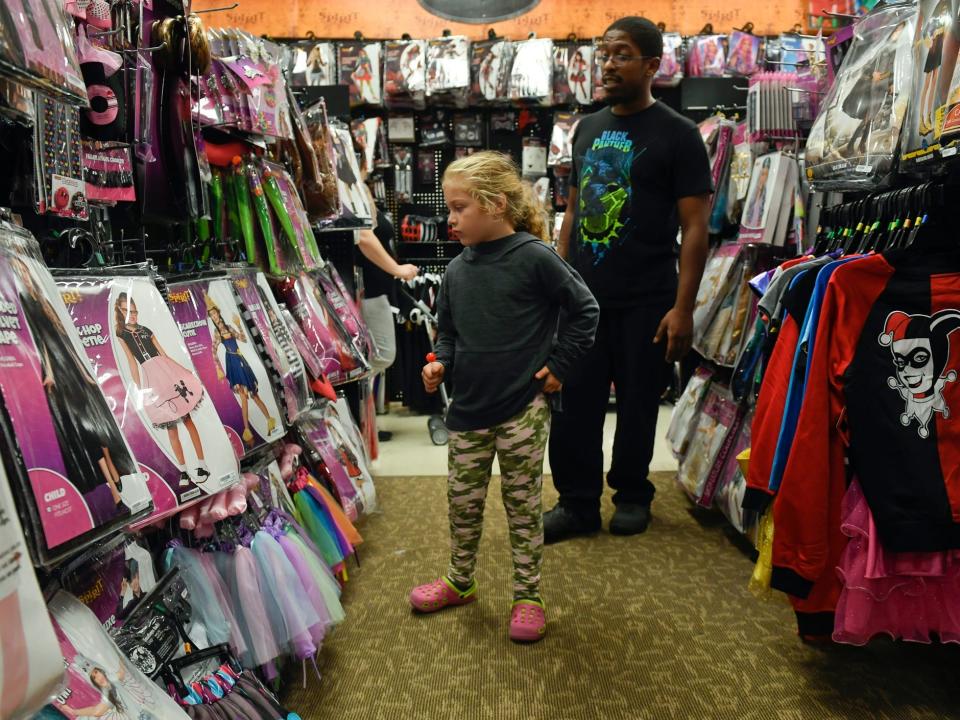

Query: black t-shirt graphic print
left=571, top=103, right=713, bottom=308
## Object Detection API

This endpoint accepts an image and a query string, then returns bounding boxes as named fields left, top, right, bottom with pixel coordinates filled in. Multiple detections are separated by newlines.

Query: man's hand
left=654, top=308, right=695, bottom=363
left=397, top=264, right=419, bottom=282
left=535, top=366, right=563, bottom=394
left=422, top=361, right=445, bottom=393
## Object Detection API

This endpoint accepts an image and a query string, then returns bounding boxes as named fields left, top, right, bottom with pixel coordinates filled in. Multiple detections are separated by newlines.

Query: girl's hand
left=422, top=362, right=445, bottom=393
left=535, top=366, right=562, bottom=394
left=396, top=264, right=419, bottom=282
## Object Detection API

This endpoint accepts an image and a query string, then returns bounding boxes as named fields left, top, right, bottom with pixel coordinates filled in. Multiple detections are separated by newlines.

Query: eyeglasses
left=597, top=52, right=652, bottom=67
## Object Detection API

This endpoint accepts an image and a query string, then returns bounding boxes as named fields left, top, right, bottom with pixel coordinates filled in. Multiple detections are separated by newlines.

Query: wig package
left=805, top=4, right=916, bottom=189
left=0, top=224, right=151, bottom=566
left=55, top=274, right=240, bottom=523
left=168, top=278, right=286, bottom=459
left=687, top=34, right=727, bottom=77
left=725, top=30, right=763, bottom=76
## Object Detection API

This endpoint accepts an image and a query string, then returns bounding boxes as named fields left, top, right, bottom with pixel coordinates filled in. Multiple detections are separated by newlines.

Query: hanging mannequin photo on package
left=12, top=258, right=138, bottom=525
left=114, top=292, right=211, bottom=489
left=570, top=46, right=592, bottom=105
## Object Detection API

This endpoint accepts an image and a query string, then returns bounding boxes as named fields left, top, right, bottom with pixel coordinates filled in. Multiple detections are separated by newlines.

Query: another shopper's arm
left=537, top=246, right=600, bottom=390
left=556, top=185, right=578, bottom=261
left=356, top=229, right=419, bottom=282
left=655, top=194, right=710, bottom=362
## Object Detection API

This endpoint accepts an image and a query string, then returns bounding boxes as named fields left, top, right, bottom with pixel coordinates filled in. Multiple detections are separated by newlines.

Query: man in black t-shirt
left=545, top=17, right=712, bottom=543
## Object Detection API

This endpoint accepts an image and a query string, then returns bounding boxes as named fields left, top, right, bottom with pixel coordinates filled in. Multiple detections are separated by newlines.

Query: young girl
left=409, top=151, right=599, bottom=642
left=206, top=296, right=278, bottom=447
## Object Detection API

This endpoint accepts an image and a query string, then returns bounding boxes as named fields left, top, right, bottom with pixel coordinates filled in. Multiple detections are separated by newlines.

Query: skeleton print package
left=427, top=35, right=471, bottom=105
left=338, top=41, right=383, bottom=107
left=384, top=39, right=427, bottom=110
left=470, top=39, right=514, bottom=104
left=509, top=38, right=555, bottom=103
left=805, top=3, right=916, bottom=189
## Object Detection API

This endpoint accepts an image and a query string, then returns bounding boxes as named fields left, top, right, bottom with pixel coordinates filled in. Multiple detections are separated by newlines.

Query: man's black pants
left=549, top=302, right=671, bottom=518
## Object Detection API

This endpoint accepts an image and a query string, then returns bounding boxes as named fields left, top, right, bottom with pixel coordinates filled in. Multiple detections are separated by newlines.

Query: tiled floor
left=371, top=403, right=678, bottom=477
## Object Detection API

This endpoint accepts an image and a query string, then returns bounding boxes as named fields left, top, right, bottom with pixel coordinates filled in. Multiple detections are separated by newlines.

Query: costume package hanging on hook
left=426, top=35, right=471, bottom=106
left=552, top=43, right=575, bottom=105
left=231, top=271, right=311, bottom=425
left=329, top=122, right=374, bottom=227
left=36, top=96, right=88, bottom=220
left=592, top=38, right=606, bottom=103
left=509, top=38, right=555, bottom=104
left=779, top=33, right=826, bottom=73
left=470, top=38, right=514, bottom=104
left=725, top=30, right=763, bottom=76
left=48, top=591, right=191, bottom=720
left=384, top=39, right=427, bottom=110
left=312, top=266, right=374, bottom=359
left=922, top=0, right=960, bottom=160
left=687, top=34, right=727, bottom=77
left=290, top=40, right=337, bottom=87
left=0, top=436, right=65, bottom=720
left=0, top=225, right=151, bottom=567
left=568, top=43, right=595, bottom=105
left=338, top=41, right=383, bottom=107
left=55, top=274, right=240, bottom=524
left=548, top=111, right=580, bottom=167
left=805, top=4, right=916, bottom=189
left=655, top=32, right=685, bottom=87
left=283, top=272, right=370, bottom=386
left=167, top=278, right=286, bottom=460
left=303, top=99, right=345, bottom=225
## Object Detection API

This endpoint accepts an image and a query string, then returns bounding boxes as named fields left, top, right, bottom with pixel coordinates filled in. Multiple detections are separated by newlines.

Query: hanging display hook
left=195, top=2, right=239, bottom=13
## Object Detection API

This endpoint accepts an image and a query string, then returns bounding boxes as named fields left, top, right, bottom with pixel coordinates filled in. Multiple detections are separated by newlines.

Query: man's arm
left=654, top=193, right=711, bottom=362
left=556, top=185, right=578, bottom=261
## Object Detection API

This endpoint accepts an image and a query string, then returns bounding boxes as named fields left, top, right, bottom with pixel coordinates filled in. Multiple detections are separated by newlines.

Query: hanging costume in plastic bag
left=56, top=275, right=239, bottom=522
left=805, top=5, right=916, bottom=189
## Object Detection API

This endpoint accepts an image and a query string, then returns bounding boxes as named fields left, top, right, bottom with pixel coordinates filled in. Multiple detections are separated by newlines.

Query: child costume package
left=338, top=41, right=383, bottom=107
left=0, top=223, right=150, bottom=566
left=168, top=278, right=286, bottom=459
left=56, top=273, right=240, bottom=522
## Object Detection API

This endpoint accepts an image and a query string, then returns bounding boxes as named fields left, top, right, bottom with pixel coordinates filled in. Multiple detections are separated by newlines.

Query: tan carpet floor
left=284, top=473, right=960, bottom=720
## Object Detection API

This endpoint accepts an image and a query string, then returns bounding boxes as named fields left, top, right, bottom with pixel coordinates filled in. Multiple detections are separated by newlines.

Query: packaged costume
left=56, top=274, right=240, bottom=522
left=0, top=225, right=150, bottom=566
left=470, top=39, right=513, bottom=104
left=426, top=36, right=470, bottom=105
left=654, top=32, right=684, bottom=87
left=509, top=38, right=554, bottom=103
left=805, top=5, right=916, bottom=189
left=740, top=152, right=799, bottom=246
left=329, top=123, right=373, bottom=227
left=168, top=278, right=285, bottom=458
left=384, top=39, right=427, bottom=110
left=232, top=271, right=311, bottom=425
left=290, top=41, right=336, bottom=87
left=548, top=112, right=579, bottom=168
left=49, top=591, right=191, bottom=720
left=931, top=0, right=960, bottom=150
left=338, top=41, right=383, bottom=107
left=0, top=451, right=65, bottom=719
left=568, top=44, right=595, bottom=105
left=282, top=272, right=370, bottom=386
left=779, top=33, right=826, bottom=73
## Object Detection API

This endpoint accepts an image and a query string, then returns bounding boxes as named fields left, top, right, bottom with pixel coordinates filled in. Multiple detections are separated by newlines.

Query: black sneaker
left=179, top=472, right=190, bottom=488
left=195, top=467, right=211, bottom=483
left=378, top=430, right=393, bottom=442
left=609, top=503, right=652, bottom=536
left=544, top=505, right=601, bottom=545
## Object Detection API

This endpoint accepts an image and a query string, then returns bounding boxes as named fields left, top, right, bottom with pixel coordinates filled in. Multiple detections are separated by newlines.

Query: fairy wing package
left=55, top=273, right=240, bottom=523
left=167, top=277, right=287, bottom=460
left=805, top=4, right=916, bottom=189
left=0, top=223, right=151, bottom=567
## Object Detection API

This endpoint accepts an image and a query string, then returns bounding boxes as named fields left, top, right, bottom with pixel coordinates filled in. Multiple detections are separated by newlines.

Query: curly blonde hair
left=443, top=151, right=548, bottom=241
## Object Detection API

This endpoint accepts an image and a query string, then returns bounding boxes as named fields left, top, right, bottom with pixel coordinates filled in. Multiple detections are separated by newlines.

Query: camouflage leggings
left=446, top=393, right=551, bottom=601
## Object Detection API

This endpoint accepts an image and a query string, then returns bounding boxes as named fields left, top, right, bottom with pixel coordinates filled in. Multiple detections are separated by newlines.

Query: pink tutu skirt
left=833, top=479, right=960, bottom=646
left=140, top=355, right=204, bottom=428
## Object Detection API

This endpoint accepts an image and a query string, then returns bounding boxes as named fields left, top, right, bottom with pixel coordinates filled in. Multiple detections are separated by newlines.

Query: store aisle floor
left=286, top=473, right=960, bottom=720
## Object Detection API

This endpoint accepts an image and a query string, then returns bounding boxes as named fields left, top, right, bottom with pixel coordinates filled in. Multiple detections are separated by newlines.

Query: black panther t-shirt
left=570, top=102, right=713, bottom=308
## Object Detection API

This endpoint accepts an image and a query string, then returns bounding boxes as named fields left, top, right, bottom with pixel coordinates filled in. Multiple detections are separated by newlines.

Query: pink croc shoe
left=510, top=600, right=546, bottom=643
left=410, top=577, right=477, bottom=613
